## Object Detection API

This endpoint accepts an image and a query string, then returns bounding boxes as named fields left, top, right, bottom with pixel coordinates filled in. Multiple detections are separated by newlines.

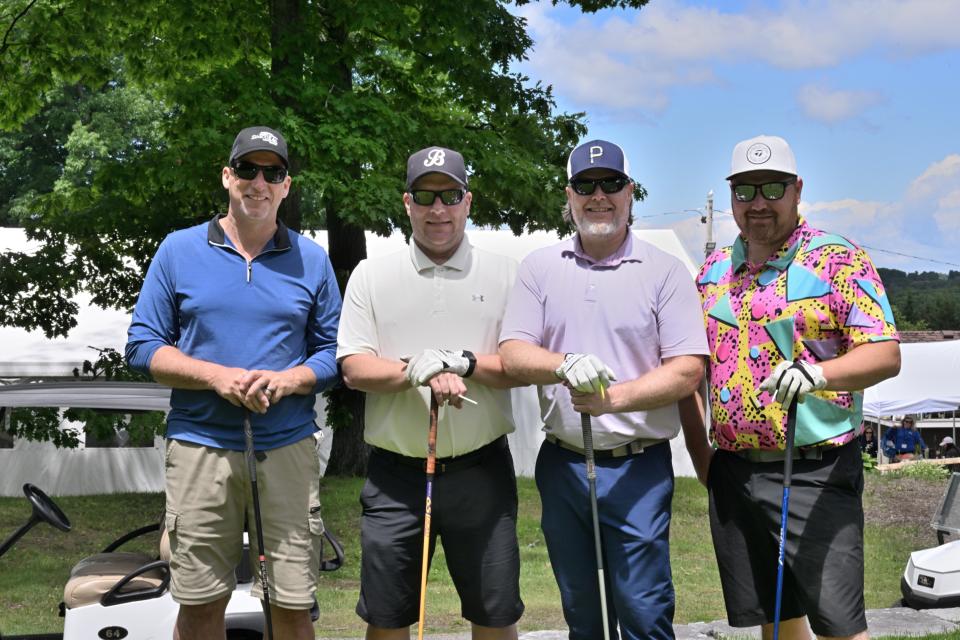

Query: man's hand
left=405, top=349, right=472, bottom=387
left=555, top=353, right=617, bottom=394
left=759, top=360, right=826, bottom=407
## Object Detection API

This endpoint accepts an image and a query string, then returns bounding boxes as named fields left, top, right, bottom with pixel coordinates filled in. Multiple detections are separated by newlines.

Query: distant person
left=499, top=138, right=708, bottom=639
left=938, top=436, right=960, bottom=472
left=337, top=145, right=524, bottom=640
left=888, top=416, right=927, bottom=461
left=859, top=425, right=878, bottom=459
left=693, top=135, right=900, bottom=640
left=126, top=126, right=342, bottom=640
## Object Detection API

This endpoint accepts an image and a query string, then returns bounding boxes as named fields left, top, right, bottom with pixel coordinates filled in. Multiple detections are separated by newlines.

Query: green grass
left=0, top=476, right=951, bottom=637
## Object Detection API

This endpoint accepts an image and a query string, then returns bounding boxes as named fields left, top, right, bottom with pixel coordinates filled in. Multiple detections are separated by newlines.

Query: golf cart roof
left=0, top=381, right=171, bottom=411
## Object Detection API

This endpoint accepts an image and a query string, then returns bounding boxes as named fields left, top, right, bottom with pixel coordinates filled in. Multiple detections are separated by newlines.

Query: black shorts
left=707, top=441, right=867, bottom=638
left=356, top=437, right=524, bottom=628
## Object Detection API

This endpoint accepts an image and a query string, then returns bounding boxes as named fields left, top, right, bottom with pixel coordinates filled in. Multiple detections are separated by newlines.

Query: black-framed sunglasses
left=231, top=161, right=288, bottom=184
left=731, top=178, right=797, bottom=203
left=569, top=176, right=630, bottom=196
left=409, top=189, right=465, bottom=206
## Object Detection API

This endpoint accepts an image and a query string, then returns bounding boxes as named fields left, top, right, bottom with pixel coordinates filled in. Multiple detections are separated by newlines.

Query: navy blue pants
left=536, top=439, right=675, bottom=640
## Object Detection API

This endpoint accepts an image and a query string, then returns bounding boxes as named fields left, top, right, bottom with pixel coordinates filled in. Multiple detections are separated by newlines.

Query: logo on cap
left=251, top=131, right=279, bottom=146
left=746, top=143, right=772, bottom=165
left=424, top=149, right=446, bottom=167
left=589, top=146, right=603, bottom=164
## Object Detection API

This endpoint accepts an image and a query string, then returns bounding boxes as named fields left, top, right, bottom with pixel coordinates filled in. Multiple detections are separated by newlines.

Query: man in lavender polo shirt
left=499, top=139, right=708, bottom=640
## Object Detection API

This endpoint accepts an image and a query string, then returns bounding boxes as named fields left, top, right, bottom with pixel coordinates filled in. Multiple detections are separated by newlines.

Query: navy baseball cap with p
left=406, top=146, right=468, bottom=190
left=567, top=139, right=631, bottom=180
left=230, top=126, right=289, bottom=168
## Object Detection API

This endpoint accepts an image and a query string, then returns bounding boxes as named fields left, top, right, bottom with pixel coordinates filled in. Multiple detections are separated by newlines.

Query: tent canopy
left=863, top=340, right=960, bottom=416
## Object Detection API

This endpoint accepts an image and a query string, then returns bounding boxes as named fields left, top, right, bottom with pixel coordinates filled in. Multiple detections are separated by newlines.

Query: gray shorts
left=707, top=441, right=867, bottom=637
left=164, top=437, right=323, bottom=608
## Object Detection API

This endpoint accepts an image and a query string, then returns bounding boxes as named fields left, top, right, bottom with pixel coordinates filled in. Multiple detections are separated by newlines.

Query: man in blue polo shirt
left=126, top=126, right=341, bottom=640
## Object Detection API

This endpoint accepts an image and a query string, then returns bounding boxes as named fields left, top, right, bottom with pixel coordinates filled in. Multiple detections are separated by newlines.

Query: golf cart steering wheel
left=24, top=483, right=71, bottom=532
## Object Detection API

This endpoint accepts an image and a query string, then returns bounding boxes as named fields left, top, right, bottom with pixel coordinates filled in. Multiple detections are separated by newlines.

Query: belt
left=372, top=435, right=507, bottom=475
left=545, top=433, right=665, bottom=459
left=732, top=446, right=826, bottom=463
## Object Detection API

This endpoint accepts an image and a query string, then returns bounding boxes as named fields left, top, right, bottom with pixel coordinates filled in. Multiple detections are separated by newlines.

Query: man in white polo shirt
left=337, top=146, right=524, bottom=640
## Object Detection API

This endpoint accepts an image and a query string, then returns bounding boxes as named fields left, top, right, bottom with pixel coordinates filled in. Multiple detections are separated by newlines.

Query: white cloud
left=519, top=0, right=960, bottom=113
left=796, top=84, right=883, bottom=123
left=907, top=154, right=960, bottom=199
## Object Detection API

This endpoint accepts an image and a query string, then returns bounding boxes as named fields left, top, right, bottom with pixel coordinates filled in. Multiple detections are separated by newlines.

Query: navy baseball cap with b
left=406, top=146, right=468, bottom=189
left=567, top=139, right=631, bottom=180
left=230, top=126, right=289, bottom=168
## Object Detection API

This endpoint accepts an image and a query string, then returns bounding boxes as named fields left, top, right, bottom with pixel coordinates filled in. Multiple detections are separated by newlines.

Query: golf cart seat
left=63, top=522, right=170, bottom=610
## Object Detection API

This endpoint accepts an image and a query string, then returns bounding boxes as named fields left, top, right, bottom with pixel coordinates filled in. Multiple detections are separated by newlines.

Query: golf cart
left=900, top=472, right=960, bottom=609
left=0, top=381, right=344, bottom=639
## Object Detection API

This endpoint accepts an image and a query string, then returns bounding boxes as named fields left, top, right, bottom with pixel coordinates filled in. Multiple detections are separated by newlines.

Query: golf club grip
left=426, top=395, right=439, bottom=474
left=243, top=412, right=257, bottom=481
left=782, top=401, right=798, bottom=488
left=581, top=412, right=596, bottom=477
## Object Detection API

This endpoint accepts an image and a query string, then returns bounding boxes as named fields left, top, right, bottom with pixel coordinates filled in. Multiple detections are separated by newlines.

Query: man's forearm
left=604, top=355, right=705, bottom=413
left=498, top=339, right=565, bottom=386
left=821, top=339, right=901, bottom=391
left=340, top=353, right=410, bottom=393
left=149, top=345, right=226, bottom=390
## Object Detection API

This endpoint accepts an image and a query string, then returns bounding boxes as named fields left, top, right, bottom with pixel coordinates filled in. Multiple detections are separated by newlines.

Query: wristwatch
left=462, top=350, right=477, bottom=378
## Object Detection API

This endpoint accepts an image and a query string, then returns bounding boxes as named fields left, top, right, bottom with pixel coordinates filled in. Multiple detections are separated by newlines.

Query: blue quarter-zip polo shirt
left=126, top=215, right=342, bottom=451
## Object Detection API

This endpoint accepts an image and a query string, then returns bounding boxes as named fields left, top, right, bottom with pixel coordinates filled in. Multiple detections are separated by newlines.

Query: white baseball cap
left=728, top=135, right=797, bottom=179
left=941, top=436, right=955, bottom=447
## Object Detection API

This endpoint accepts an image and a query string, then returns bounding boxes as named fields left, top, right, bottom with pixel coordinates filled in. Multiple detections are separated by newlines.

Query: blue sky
left=513, top=0, right=960, bottom=273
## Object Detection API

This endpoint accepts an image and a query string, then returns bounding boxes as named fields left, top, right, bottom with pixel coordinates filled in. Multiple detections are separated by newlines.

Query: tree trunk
left=271, top=0, right=302, bottom=231
left=314, top=18, right=372, bottom=476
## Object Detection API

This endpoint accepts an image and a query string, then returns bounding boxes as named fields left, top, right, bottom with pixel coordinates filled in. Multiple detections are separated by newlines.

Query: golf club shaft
left=417, top=395, right=440, bottom=640
left=244, top=411, right=274, bottom=639
left=581, top=412, right=612, bottom=640
left=772, top=401, right=798, bottom=640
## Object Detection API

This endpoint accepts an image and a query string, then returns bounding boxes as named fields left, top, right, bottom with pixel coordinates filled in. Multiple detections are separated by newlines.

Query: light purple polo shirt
left=499, top=231, right=709, bottom=449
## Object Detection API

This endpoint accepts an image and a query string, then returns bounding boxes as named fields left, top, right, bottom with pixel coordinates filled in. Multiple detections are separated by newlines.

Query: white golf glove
left=759, top=360, right=826, bottom=408
left=405, top=349, right=474, bottom=387
left=555, top=353, right=617, bottom=394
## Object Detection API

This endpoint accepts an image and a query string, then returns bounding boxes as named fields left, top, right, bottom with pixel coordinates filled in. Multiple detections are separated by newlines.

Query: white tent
left=1, top=226, right=701, bottom=493
left=863, top=340, right=960, bottom=417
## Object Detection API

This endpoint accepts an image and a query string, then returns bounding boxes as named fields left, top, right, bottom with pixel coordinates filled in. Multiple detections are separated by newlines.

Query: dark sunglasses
left=569, top=176, right=630, bottom=196
left=231, top=161, right=288, bottom=184
left=409, top=189, right=465, bottom=206
left=732, top=178, right=796, bottom=203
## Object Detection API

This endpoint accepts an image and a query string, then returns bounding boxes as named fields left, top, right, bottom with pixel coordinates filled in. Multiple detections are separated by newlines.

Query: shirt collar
left=562, top=230, right=642, bottom=267
left=207, top=213, right=291, bottom=251
left=409, top=235, right=472, bottom=272
left=731, top=216, right=807, bottom=273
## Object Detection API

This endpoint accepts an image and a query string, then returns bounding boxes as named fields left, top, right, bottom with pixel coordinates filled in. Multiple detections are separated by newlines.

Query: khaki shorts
left=164, top=437, right=323, bottom=608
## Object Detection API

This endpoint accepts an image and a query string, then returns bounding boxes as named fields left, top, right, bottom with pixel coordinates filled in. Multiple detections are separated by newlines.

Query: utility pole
left=704, top=190, right=715, bottom=259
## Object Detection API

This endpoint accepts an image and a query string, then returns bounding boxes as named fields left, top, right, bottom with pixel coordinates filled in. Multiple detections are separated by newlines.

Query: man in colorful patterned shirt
left=694, top=135, right=900, bottom=640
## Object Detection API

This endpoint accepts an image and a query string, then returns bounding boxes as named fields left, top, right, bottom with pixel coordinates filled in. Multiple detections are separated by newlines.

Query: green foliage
left=862, top=451, right=878, bottom=472
left=887, top=460, right=951, bottom=481
left=0, top=1, right=651, bottom=462
left=880, top=268, right=960, bottom=330
left=7, top=347, right=165, bottom=448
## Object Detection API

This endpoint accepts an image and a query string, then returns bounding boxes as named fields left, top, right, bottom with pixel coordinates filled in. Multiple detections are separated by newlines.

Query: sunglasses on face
left=231, top=161, right=288, bottom=184
left=409, top=189, right=465, bottom=206
left=569, top=176, right=630, bottom=196
left=731, top=178, right=797, bottom=203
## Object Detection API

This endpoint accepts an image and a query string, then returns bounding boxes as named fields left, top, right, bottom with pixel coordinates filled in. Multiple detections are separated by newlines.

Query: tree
left=0, top=0, right=650, bottom=473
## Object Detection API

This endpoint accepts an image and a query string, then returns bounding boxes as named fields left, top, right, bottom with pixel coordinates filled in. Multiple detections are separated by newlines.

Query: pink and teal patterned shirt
left=697, top=218, right=899, bottom=452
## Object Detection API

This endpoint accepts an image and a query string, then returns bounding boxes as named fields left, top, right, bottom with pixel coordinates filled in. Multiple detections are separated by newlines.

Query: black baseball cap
left=229, top=126, right=289, bottom=168
left=406, top=146, right=468, bottom=190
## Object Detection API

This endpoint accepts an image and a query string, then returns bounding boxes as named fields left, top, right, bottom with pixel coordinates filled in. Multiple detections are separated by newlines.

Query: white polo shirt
left=337, top=236, right=518, bottom=457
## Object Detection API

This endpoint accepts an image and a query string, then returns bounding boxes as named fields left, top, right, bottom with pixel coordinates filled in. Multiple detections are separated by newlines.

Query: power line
left=859, top=245, right=960, bottom=269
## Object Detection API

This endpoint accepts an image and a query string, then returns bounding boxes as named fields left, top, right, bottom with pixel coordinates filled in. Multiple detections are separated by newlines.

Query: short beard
left=577, top=220, right=620, bottom=238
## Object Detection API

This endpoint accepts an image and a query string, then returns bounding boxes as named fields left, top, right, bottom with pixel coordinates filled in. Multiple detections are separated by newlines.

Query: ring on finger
left=265, top=386, right=274, bottom=396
